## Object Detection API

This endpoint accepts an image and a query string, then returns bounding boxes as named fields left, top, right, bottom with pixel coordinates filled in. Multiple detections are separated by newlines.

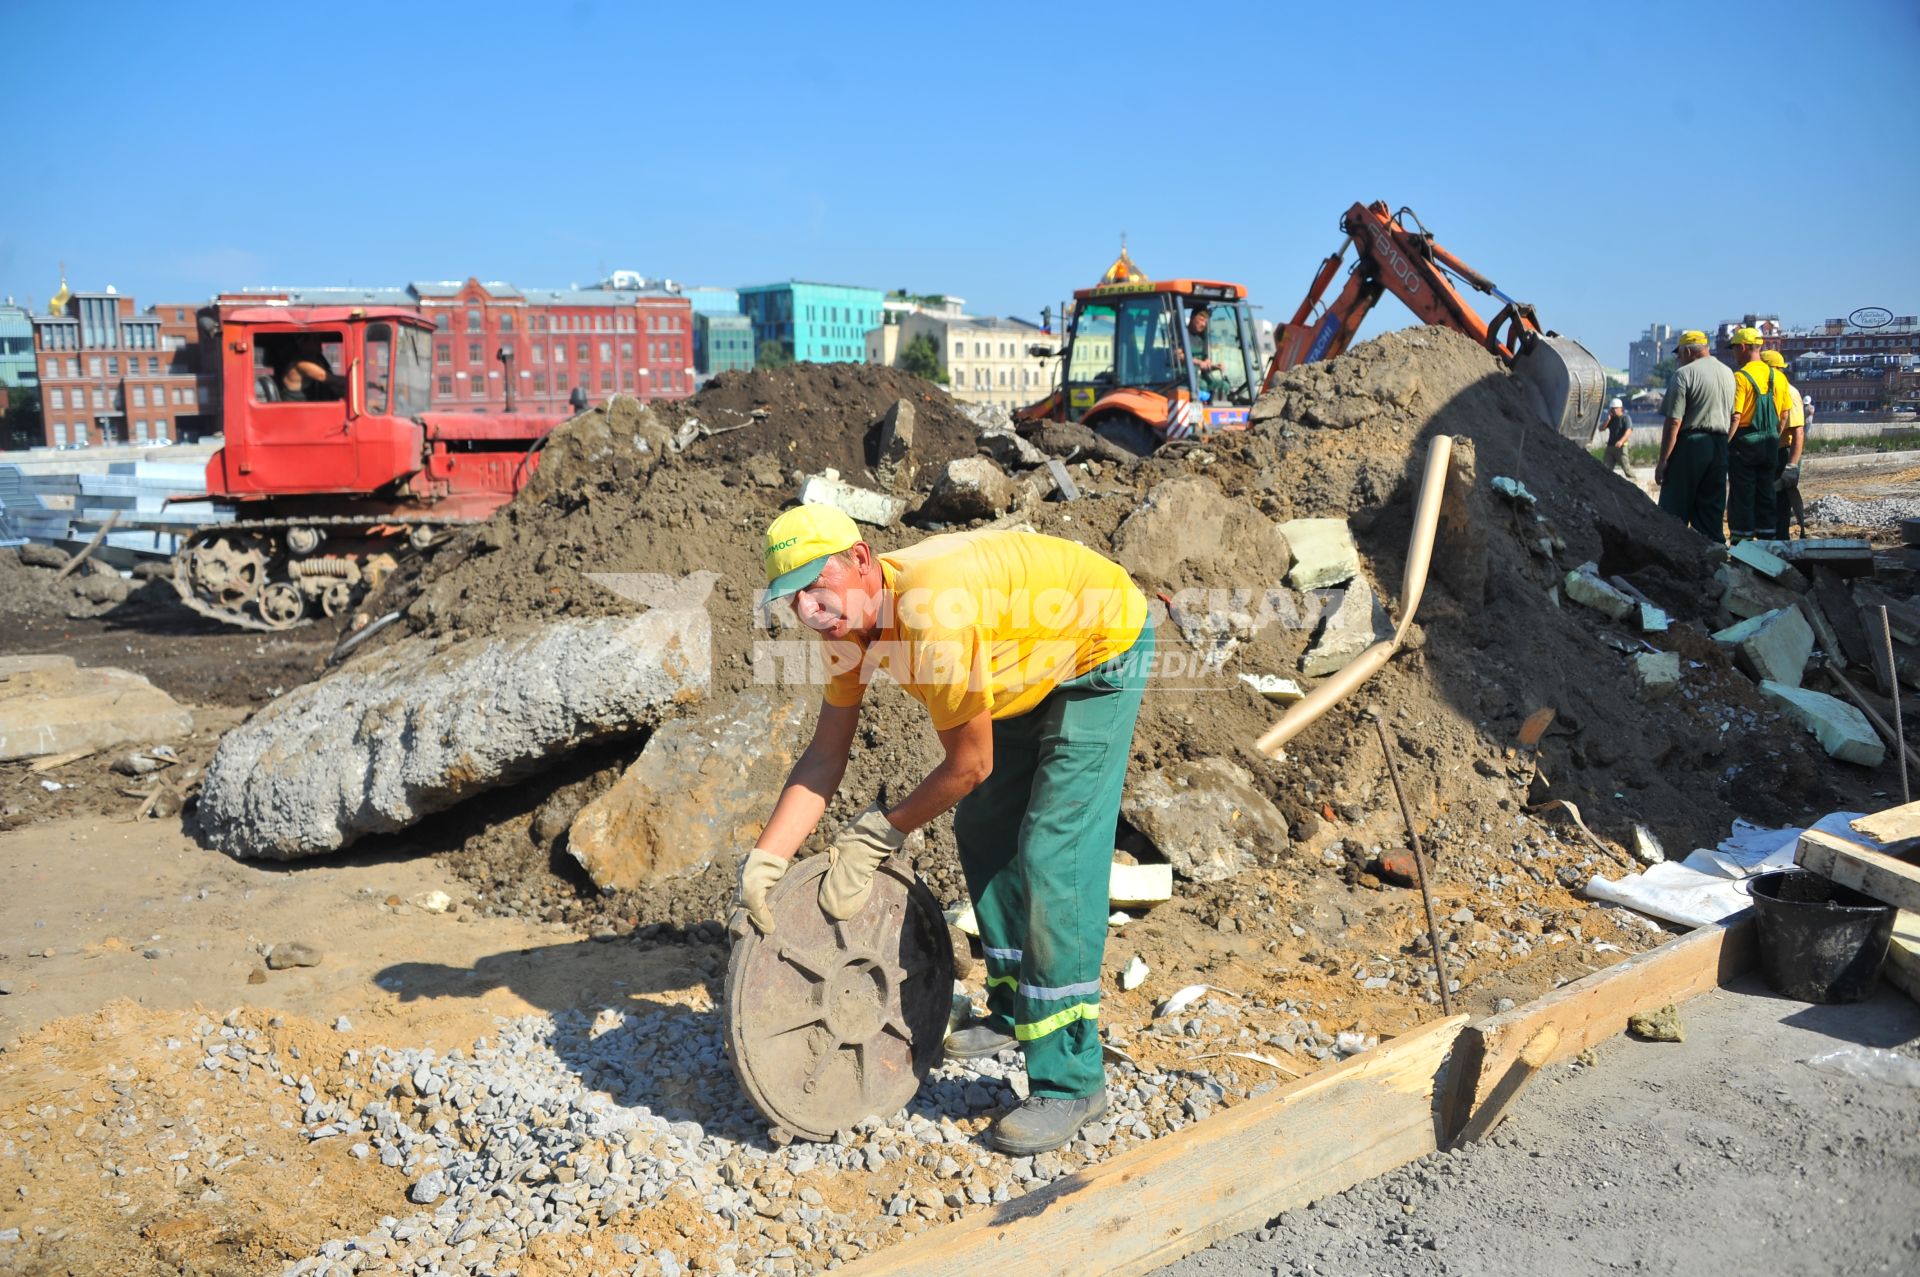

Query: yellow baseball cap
left=763, top=504, right=860, bottom=600
left=1761, top=350, right=1787, bottom=368
left=1731, top=326, right=1765, bottom=346
left=1673, top=329, right=1708, bottom=351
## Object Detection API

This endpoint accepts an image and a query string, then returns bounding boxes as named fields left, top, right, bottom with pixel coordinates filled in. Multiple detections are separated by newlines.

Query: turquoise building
left=737, top=281, right=883, bottom=364
left=695, top=312, right=755, bottom=375
left=0, top=303, right=36, bottom=391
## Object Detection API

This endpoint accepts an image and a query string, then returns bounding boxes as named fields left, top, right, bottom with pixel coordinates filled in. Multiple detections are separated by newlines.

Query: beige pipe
left=1255, top=435, right=1454, bottom=757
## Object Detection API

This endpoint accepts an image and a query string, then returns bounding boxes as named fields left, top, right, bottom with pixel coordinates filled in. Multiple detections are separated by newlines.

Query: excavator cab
left=1025, top=279, right=1260, bottom=454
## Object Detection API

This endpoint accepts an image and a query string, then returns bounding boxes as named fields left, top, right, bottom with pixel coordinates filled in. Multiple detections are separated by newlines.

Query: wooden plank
left=1448, top=1025, right=1557, bottom=1148
left=1795, top=828, right=1920, bottom=913
left=839, top=1015, right=1467, bottom=1277
left=52, top=511, right=120, bottom=580
left=1852, top=801, right=1920, bottom=847
left=1887, top=911, right=1920, bottom=1004
left=1438, top=915, right=1755, bottom=1141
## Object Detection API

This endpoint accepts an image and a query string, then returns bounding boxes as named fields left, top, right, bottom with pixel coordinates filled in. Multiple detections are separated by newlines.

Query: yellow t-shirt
left=1731, top=359, right=1796, bottom=434
left=822, top=529, right=1148, bottom=730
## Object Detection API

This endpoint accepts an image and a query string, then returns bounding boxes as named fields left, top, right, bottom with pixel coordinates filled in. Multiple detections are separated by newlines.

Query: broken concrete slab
left=1729, top=540, right=1792, bottom=581
left=1113, top=477, right=1291, bottom=592
left=797, top=469, right=905, bottom=527
left=1775, top=537, right=1875, bottom=577
left=567, top=689, right=809, bottom=892
left=1279, top=518, right=1358, bottom=591
left=200, top=611, right=711, bottom=859
left=1758, top=681, right=1885, bottom=767
left=875, top=399, right=917, bottom=491
left=0, top=654, right=195, bottom=762
left=1718, top=563, right=1804, bottom=621
left=1109, top=860, right=1173, bottom=908
left=1563, top=562, right=1635, bottom=621
left=1633, top=650, right=1681, bottom=688
left=1711, top=606, right=1813, bottom=687
left=976, top=426, right=1048, bottom=471
left=1811, top=568, right=1875, bottom=667
left=920, top=457, right=1017, bottom=523
left=1121, top=757, right=1290, bottom=884
left=1301, top=575, right=1391, bottom=676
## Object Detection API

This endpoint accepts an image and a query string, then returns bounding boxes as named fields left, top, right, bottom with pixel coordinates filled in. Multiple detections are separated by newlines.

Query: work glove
left=820, top=804, right=907, bottom=921
left=1781, top=464, right=1800, bottom=488
left=735, top=848, right=790, bottom=936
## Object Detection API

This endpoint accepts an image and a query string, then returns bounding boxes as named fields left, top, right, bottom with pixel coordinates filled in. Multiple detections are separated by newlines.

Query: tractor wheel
left=1087, top=412, right=1160, bottom=457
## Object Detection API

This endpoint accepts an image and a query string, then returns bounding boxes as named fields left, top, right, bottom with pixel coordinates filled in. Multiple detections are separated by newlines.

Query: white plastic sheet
left=1583, top=811, right=1870, bottom=928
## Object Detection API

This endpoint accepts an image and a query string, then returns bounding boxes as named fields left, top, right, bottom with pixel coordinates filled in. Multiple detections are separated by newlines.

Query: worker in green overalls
left=735, top=504, right=1152, bottom=1154
left=1654, top=329, right=1737, bottom=541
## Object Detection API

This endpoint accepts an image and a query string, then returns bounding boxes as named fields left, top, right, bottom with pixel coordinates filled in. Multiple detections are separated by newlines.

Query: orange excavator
left=1265, top=200, right=1608, bottom=442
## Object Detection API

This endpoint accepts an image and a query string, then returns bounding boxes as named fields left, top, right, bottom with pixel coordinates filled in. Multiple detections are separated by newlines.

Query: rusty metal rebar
left=1882, top=606, right=1909, bottom=805
left=1372, top=710, right=1453, bottom=1016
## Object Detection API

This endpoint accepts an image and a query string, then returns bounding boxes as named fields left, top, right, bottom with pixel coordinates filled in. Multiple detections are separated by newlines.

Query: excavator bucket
left=1511, top=333, right=1609, bottom=444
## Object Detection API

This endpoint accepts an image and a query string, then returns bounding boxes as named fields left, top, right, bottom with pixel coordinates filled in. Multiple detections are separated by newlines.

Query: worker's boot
left=989, top=1089, right=1109, bottom=1155
left=944, top=1018, right=1015, bottom=1060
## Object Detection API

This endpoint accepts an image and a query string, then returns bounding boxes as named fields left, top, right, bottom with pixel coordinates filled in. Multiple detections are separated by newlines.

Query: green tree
left=756, top=340, right=792, bottom=370
left=1, top=386, right=41, bottom=450
left=898, top=333, right=949, bottom=385
left=1647, top=357, right=1676, bottom=390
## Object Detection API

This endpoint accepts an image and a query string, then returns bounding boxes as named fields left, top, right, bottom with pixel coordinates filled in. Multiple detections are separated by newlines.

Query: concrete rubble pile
left=203, top=337, right=1915, bottom=923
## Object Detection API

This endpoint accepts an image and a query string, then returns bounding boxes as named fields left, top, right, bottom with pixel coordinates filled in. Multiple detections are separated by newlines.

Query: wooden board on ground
left=1796, top=828, right=1920, bottom=914
left=1852, top=801, right=1920, bottom=848
left=838, top=1015, right=1467, bottom=1277
left=1889, top=911, right=1920, bottom=1004
left=1438, top=915, right=1755, bottom=1141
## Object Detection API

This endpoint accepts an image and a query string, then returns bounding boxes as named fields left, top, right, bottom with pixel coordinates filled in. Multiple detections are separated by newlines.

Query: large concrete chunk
left=0, top=654, right=194, bottom=761
left=1711, top=606, right=1813, bottom=687
left=1121, top=757, right=1290, bottom=884
left=1758, top=681, right=1886, bottom=767
left=567, top=690, right=808, bottom=892
left=1301, top=575, right=1391, bottom=676
left=920, top=457, right=1017, bottom=523
left=1280, top=519, right=1358, bottom=591
left=1563, top=562, right=1635, bottom=621
left=1729, top=540, right=1791, bottom=581
left=797, top=470, right=904, bottom=527
left=875, top=399, right=917, bottom=491
left=200, top=613, right=711, bottom=859
left=1113, top=477, right=1291, bottom=591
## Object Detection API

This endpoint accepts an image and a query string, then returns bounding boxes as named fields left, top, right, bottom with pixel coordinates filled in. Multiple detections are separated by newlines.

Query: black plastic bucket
left=1747, top=869, right=1895, bottom=1004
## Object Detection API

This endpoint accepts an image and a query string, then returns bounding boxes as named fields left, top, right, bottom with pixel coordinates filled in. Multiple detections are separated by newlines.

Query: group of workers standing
left=1646, top=326, right=1808, bottom=543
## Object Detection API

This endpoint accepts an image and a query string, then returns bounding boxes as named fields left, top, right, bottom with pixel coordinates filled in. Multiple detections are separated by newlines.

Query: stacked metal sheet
left=0, top=462, right=232, bottom=559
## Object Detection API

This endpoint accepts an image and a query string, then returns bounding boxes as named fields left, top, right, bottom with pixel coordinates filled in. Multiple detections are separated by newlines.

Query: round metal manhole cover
left=724, top=855, right=954, bottom=1141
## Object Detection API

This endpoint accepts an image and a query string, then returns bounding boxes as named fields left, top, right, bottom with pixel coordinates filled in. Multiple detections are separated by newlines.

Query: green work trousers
left=952, top=622, right=1152, bottom=1100
left=1726, top=431, right=1779, bottom=543
left=1657, top=431, right=1727, bottom=542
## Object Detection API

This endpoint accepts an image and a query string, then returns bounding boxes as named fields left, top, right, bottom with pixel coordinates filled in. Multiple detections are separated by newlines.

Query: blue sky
left=4, top=0, right=1917, bottom=368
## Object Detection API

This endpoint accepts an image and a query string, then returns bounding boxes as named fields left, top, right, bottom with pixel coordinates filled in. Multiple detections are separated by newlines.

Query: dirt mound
left=352, top=329, right=1885, bottom=947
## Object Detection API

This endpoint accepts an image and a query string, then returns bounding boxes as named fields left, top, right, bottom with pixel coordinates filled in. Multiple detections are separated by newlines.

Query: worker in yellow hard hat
left=1761, top=349, right=1807, bottom=538
left=737, top=504, right=1154, bottom=1154
left=1725, top=327, right=1793, bottom=542
left=1654, top=330, right=1735, bottom=540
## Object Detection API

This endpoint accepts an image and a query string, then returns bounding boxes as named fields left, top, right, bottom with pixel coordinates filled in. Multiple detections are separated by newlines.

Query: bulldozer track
left=171, top=513, right=476, bottom=633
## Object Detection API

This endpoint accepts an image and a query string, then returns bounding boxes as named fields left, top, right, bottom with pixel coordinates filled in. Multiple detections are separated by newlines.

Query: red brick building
left=31, top=290, right=213, bottom=447
left=216, top=278, right=695, bottom=416
left=1713, top=312, right=1920, bottom=414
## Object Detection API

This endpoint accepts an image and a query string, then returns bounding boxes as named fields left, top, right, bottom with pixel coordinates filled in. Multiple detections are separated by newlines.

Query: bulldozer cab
left=1059, top=281, right=1258, bottom=424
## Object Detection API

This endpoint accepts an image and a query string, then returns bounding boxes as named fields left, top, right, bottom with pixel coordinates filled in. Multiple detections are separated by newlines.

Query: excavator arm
left=1264, top=201, right=1607, bottom=442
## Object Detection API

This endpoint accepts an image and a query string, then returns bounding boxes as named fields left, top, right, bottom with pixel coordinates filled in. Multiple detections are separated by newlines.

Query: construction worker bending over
left=1653, top=330, right=1736, bottom=540
left=1764, top=349, right=1807, bottom=539
left=736, top=505, right=1153, bottom=1154
left=1726, top=327, right=1792, bottom=543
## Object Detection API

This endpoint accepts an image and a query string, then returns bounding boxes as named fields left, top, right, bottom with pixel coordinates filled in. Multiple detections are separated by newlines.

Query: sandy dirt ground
left=1159, top=976, right=1920, bottom=1277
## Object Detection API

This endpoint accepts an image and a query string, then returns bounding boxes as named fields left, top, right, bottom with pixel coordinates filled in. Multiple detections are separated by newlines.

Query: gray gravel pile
left=267, top=992, right=1306, bottom=1275
left=1804, top=492, right=1920, bottom=528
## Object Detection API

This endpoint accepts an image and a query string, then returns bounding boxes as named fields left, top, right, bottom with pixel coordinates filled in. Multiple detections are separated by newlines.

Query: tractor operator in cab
left=1177, top=307, right=1231, bottom=402
left=272, top=354, right=343, bottom=403
left=735, top=505, right=1154, bottom=1155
